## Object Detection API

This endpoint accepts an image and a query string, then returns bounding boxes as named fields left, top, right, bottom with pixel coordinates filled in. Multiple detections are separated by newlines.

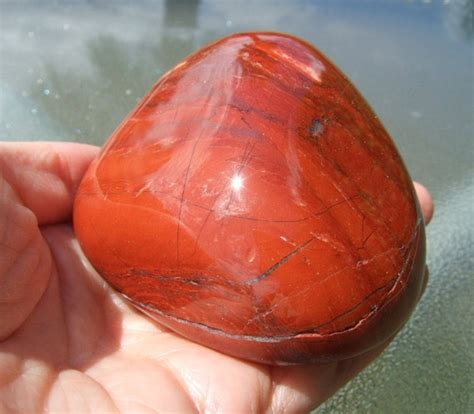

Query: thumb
left=0, top=141, right=98, bottom=340
left=413, top=182, right=434, bottom=225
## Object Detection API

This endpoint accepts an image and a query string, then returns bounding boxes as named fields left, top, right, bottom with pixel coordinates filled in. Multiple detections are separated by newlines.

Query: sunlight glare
left=231, top=174, right=244, bottom=191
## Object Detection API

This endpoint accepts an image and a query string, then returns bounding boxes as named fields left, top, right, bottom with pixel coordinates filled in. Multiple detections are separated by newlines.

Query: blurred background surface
left=0, top=1, right=472, bottom=412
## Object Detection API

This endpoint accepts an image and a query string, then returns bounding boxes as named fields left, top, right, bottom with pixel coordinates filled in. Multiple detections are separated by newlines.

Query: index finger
left=0, top=141, right=99, bottom=225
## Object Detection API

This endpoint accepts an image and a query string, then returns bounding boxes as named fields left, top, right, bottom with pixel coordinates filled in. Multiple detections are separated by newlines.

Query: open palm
left=0, top=142, right=433, bottom=413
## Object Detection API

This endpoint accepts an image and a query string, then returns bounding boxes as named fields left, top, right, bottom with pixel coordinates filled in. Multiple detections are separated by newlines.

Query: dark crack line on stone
left=176, top=128, right=203, bottom=268
left=117, top=221, right=422, bottom=343
left=357, top=228, right=376, bottom=250
left=295, top=121, right=408, bottom=249
left=311, top=194, right=359, bottom=218
left=245, top=237, right=315, bottom=285
left=240, top=114, right=253, bottom=131
left=225, top=215, right=310, bottom=223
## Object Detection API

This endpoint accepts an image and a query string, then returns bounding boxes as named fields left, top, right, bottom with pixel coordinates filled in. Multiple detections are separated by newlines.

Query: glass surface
left=1, top=0, right=472, bottom=412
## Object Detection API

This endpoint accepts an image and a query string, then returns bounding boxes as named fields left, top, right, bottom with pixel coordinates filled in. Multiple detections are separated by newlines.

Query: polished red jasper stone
left=74, top=33, right=425, bottom=365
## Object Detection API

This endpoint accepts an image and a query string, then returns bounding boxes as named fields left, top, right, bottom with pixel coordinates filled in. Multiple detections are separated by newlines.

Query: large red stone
left=74, top=33, right=425, bottom=365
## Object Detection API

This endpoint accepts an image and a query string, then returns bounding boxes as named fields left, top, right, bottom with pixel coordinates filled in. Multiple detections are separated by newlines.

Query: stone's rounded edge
left=118, top=225, right=425, bottom=365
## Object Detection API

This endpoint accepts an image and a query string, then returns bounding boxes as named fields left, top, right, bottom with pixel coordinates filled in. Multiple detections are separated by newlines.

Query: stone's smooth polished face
left=74, top=33, right=425, bottom=365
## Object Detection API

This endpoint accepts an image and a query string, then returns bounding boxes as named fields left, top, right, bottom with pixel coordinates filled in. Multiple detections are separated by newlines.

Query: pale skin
left=0, top=142, right=434, bottom=413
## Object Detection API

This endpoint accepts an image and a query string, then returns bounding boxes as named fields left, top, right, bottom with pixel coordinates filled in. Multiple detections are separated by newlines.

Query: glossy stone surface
left=74, top=32, right=425, bottom=365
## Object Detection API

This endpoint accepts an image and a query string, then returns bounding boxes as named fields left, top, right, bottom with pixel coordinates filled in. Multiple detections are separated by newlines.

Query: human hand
left=0, top=141, right=434, bottom=413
